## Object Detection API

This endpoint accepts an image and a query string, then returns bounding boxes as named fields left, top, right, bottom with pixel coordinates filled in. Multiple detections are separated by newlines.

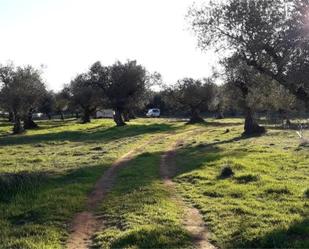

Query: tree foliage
left=69, top=72, right=104, bottom=123
left=189, top=0, right=309, bottom=106
left=0, top=64, right=46, bottom=133
left=171, top=78, right=215, bottom=123
left=91, top=60, right=147, bottom=126
left=55, top=87, right=70, bottom=121
left=39, top=91, right=56, bottom=120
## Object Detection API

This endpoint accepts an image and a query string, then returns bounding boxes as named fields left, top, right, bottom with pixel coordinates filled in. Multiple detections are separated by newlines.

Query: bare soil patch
left=66, top=144, right=148, bottom=249
left=160, top=141, right=217, bottom=249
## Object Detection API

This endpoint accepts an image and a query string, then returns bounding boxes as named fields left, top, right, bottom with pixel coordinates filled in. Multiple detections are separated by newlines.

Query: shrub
left=304, top=188, right=309, bottom=198
left=219, top=165, right=234, bottom=179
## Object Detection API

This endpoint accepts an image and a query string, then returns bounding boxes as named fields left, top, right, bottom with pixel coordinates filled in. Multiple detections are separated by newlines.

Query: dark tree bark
left=123, top=111, right=130, bottom=122
left=8, top=112, right=14, bottom=122
left=23, top=111, right=38, bottom=129
left=12, top=114, right=24, bottom=134
left=129, top=110, right=136, bottom=119
left=188, top=108, right=205, bottom=124
left=114, top=109, right=126, bottom=126
left=235, top=80, right=265, bottom=135
left=279, top=110, right=292, bottom=128
left=75, top=112, right=79, bottom=119
left=216, top=111, right=224, bottom=119
left=46, top=113, right=52, bottom=120
left=285, top=118, right=292, bottom=128
left=60, top=112, right=64, bottom=121
left=81, top=108, right=91, bottom=123
left=243, top=108, right=265, bottom=136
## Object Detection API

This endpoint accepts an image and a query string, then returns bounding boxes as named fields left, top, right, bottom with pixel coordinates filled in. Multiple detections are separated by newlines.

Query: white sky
left=0, top=0, right=218, bottom=91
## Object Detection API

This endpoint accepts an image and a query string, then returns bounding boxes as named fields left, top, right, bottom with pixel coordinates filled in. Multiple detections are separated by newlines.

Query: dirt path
left=66, top=143, right=148, bottom=249
left=160, top=141, right=217, bottom=249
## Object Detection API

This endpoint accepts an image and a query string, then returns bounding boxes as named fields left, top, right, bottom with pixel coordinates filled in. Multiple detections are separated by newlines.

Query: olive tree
left=223, top=55, right=266, bottom=135
left=171, top=78, right=215, bottom=124
left=189, top=0, right=309, bottom=107
left=91, top=60, right=147, bottom=126
left=0, top=64, right=46, bottom=134
left=55, top=87, right=70, bottom=121
left=69, top=72, right=104, bottom=123
left=39, top=91, right=56, bottom=120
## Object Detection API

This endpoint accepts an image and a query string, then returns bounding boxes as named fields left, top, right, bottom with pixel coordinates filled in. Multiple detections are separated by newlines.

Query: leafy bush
left=219, top=165, right=234, bottom=179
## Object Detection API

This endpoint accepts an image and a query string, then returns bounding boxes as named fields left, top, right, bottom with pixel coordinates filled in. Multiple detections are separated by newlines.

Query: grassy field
left=0, top=118, right=308, bottom=248
left=174, top=119, right=309, bottom=248
left=0, top=118, right=178, bottom=248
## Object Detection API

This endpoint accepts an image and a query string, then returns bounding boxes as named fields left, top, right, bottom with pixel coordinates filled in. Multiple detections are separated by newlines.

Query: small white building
left=96, top=109, right=114, bottom=118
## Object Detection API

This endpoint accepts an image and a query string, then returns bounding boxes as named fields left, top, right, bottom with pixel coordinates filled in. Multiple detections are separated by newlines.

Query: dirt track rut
left=160, top=140, right=217, bottom=249
left=66, top=143, right=148, bottom=249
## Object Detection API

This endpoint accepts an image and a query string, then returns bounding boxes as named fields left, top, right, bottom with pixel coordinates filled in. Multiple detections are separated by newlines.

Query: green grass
left=0, top=117, right=308, bottom=248
left=92, top=125, right=205, bottom=249
left=174, top=118, right=309, bottom=248
left=93, top=138, right=195, bottom=249
left=0, top=118, right=181, bottom=249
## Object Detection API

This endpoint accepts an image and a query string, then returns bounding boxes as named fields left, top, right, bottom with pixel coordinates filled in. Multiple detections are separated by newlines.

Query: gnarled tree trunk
left=123, top=111, right=130, bottom=122
left=23, top=111, right=38, bottom=129
left=129, top=110, right=137, bottom=119
left=8, top=112, right=14, bottom=122
left=114, top=109, right=126, bottom=126
left=13, top=113, right=24, bottom=134
left=243, top=108, right=265, bottom=136
left=82, top=108, right=91, bottom=123
left=235, top=80, right=265, bottom=136
left=216, top=111, right=224, bottom=119
left=188, top=108, right=204, bottom=124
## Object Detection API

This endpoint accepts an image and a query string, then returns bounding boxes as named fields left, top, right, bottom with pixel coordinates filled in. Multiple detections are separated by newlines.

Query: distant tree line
left=0, top=58, right=307, bottom=135
left=0, top=0, right=308, bottom=136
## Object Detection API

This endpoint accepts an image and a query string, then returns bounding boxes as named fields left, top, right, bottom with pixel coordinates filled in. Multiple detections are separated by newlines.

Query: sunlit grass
left=0, top=118, right=180, bottom=248
left=0, top=117, right=308, bottom=248
left=93, top=137, right=195, bottom=249
left=174, top=118, right=309, bottom=248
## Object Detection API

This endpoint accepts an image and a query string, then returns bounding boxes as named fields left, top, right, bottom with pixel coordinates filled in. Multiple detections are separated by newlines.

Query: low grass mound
left=219, top=165, right=234, bottom=179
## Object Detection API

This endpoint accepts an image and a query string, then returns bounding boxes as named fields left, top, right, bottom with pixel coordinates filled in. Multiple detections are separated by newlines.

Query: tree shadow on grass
left=1, top=164, right=107, bottom=223
left=170, top=138, right=309, bottom=249
left=198, top=121, right=244, bottom=127
left=0, top=123, right=178, bottom=146
left=170, top=140, right=251, bottom=182
left=0, top=163, right=113, bottom=249
left=0, top=122, right=11, bottom=128
left=231, top=218, right=309, bottom=249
